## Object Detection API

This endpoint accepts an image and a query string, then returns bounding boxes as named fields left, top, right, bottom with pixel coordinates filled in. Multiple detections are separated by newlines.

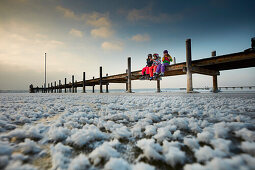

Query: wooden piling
left=75, top=81, right=77, bottom=93
left=127, top=57, right=132, bottom=93
left=54, top=81, right=56, bottom=93
left=29, top=84, right=34, bottom=93
left=157, top=79, right=161, bottom=93
left=72, top=75, right=74, bottom=93
left=83, top=72, right=86, bottom=93
left=186, top=39, right=193, bottom=93
left=59, top=80, right=61, bottom=93
left=48, top=83, right=50, bottom=93
left=106, top=74, right=109, bottom=93
left=125, top=69, right=128, bottom=92
left=92, top=77, right=95, bottom=93
left=174, top=57, right=176, bottom=64
left=51, top=83, right=53, bottom=93
left=211, top=51, right=218, bottom=93
left=69, top=82, right=71, bottom=93
left=100, top=67, right=103, bottom=93
left=65, top=78, right=67, bottom=93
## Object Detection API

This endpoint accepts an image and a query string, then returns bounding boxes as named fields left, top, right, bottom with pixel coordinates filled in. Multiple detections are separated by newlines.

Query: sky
left=0, top=0, right=255, bottom=90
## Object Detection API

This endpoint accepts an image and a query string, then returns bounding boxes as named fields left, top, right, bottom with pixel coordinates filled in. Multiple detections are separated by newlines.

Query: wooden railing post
left=83, top=72, right=86, bottom=93
left=106, top=73, right=109, bottom=93
left=174, top=57, right=176, bottom=64
left=100, top=66, right=103, bottom=93
left=212, top=51, right=218, bottom=93
left=186, top=39, right=193, bottom=93
left=48, top=83, right=50, bottom=93
left=72, top=75, right=74, bottom=93
left=51, top=83, right=53, bottom=93
left=127, top=57, right=132, bottom=93
left=92, top=77, right=95, bottom=93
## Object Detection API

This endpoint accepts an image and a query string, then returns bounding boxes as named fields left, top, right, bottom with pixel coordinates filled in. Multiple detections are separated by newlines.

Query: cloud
left=56, top=6, right=78, bottom=20
left=69, top=28, right=83, bottom=37
left=84, top=12, right=111, bottom=28
left=127, top=5, right=182, bottom=23
left=56, top=6, right=113, bottom=38
left=131, top=34, right=150, bottom=42
left=91, top=27, right=113, bottom=38
left=101, top=41, right=123, bottom=51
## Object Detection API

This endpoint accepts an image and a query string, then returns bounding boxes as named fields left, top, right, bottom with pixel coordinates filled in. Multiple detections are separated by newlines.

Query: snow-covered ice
left=0, top=92, right=254, bottom=170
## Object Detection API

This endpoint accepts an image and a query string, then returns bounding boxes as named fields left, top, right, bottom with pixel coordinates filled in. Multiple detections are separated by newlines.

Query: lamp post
left=44, top=53, right=46, bottom=92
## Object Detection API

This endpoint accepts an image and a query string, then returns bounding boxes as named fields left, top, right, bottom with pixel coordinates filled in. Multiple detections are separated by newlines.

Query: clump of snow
left=136, top=138, right=163, bottom=160
left=66, top=124, right=108, bottom=147
left=240, top=141, right=255, bottom=156
left=0, top=156, right=9, bottom=169
left=210, top=138, right=231, bottom=154
left=235, top=128, right=255, bottom=142
left=144, top=125, right=157, bottom=136
left=131, top=162, right=155, bottom=170
left=195, top=146, right=226, bottom=162
left=197, top=130, right=214, bottom=143
left=153, top=127, right=172, bottom=143
left=19, top=139, right=41, bottom=154
left=104, top=158, right=130, bottom=170
left=213, top=122, right=229, bottom=138
left=162, top=140, right=186, bottom=166
left=48, top=126, right=70, bottom=142
left=0, top=141, right=13, bottom=156
left=68, top=154, right=91, bottom=170
left=112, top=126, right=132, bottom=139
left=50, top=143, right=72, bottom=170
left=5, top=160, right=37, bottom=170
left=183, top=137, right=199, bottom=151
left=89, top=142, right=120, bottom=165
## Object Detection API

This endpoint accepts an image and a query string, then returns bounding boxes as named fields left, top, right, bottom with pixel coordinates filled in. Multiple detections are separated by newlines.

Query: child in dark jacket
left=141, top=54, right=153, bottom=79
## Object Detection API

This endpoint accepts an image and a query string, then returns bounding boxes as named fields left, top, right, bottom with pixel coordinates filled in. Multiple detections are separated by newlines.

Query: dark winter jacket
left=146, top=59, right=153, bottom=67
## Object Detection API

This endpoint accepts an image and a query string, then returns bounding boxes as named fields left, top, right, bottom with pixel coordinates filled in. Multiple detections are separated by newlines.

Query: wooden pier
left=29, top=38, right=255, bottom=93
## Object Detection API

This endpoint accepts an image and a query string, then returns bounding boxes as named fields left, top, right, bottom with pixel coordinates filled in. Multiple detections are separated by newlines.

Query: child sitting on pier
left=155, top=50, right=173, bottom=76
left=149, top=53, right=161, bottom=80
left=140, top=54, right=153, bottom=79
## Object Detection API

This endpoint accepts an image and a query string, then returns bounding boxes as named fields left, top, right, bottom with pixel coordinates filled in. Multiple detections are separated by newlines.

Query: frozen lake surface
left=0, top=92, right=255, bottom=170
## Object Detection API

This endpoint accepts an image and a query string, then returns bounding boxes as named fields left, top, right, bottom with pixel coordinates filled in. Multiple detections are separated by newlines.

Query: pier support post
left=59, top=80, right=61, bottom=93
left=100, top=67, right=103, bottom=93
left=42, top=85, right=44, bottom=93
left=29, top=84, right=34, bottom=93
left=74, top=80, right=78, bottom=93
left=51, top=83, right=53, bottom=93
left=65, top=78, right=67, bottom=93
left=127, top=57, right=132, bottom=93
left=48, top=83, right=50, bottom=93
left=186, top=39, right=193, bottom=93
left=83, top=72, right=86, bottom=93
left=37, top=86, right=39, bottom=93
left=69, top=82, right=71, bottom=93
left=157, top=80, right=161, bottom=93
left=106, top=74, right=109, bottom=93
left=92, top=77, right=95, bottom=93
left=125, top=69, right=128, bottom=92
left=72, top=75, right=74, bottom=93
left=174, top=57, right=176, bottom=64
left=211, top=51, right=218, bottom=93
left=54, top=81, right=56, bottom=93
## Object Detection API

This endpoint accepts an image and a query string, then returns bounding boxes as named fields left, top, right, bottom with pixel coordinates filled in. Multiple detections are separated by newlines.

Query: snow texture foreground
left=0, top=92, right=255, bottom=170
